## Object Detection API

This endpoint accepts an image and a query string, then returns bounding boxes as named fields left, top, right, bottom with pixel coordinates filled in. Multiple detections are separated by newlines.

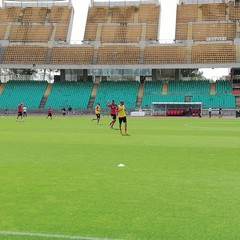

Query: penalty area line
left=0, top=230, right=125, bottom=240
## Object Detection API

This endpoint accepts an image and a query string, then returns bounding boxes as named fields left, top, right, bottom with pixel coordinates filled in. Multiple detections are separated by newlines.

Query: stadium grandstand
left=0, top=0, right=240, bottom=115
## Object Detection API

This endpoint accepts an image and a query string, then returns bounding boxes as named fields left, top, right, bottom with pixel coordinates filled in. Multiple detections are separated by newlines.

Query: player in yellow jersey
left=92, top=102, right=101, bottom=124
left=117, top=100, right=128, bottom=135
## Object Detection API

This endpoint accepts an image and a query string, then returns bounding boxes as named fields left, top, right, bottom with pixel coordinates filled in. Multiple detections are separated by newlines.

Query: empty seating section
left=3, top=45, right=48, bottom=64
left=23, top=7, right=48, bottom=23
left=192, top=22, right=235, bottom=41
left=202, top=3, right=226, bottom=21
left=145, top=24, right=158, bottom=41
left=166, top=80, right=235, bottom=108
left=192, top=44, right=235, bottom=64
left=94, top=81, right=139, bottom=110
left=0, top=80, right=47, bottom=109
left=0, top=80, right=235, bottom=110
left=175, top=24, right=188, bottom=41
left=141, top=80, right=235, bottom=109
left=83, top=23, right=98, bottom=41
left=100, top=24, right=142, bottom=43
left=45, top=81, right=93, bottom=109
left=111, top=6, right=136, bottom=23
left=229, top=2, right=240, bottom=20
left=0, top=6, right=71, bottom=43
left=191, top=94, right=235, bottom=108
left=48, top=6, right=71, bottom=23
left=176, top=4, right=198, bottom=23
left=215, top=80, right=232, bottom=94
left=87, top=7, right=109, bottom=24
left=55, top=25, right=69, bottom=41
left=141, top=81, right=163, bottom=107
left=84, top=4, right=159, bottom=42
left=0, top=6, right=71, bottom=24
left=167, top=80, right=210, bottom=94
left=0, top=25, right=7, bottom=39
left=97, top=45, right=140, bottom=64
left=0, top=7, right=22, bottom=22
left=50, top=46, right=94, bottom=64
left=176, top=2, right=239, bottom=42
left=138, top=4, right=159, bottom=24
left=139, top=4, right=159, bottom=41
left=177, top=3, right=226, bottom=23
left=144, top=46, right=188, bottom=64
left=9, top=25, right=53, bottom=42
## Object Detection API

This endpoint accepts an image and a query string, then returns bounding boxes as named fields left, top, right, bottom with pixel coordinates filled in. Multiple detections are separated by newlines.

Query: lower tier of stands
left=0, top=80, right=47, bottom=109
left=0, top=80, right=239, bottom=111
left=94, top=81, right=139, bottom=110
left=45, top=81, right=93, bottom=109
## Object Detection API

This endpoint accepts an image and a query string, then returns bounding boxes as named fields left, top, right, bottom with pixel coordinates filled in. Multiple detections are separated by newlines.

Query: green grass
left=0, top=115, right=240, bottom=240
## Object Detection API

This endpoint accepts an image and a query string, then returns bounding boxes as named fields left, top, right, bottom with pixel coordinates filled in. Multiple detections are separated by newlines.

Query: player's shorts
left=96, top=114, right=100, bottom=118
left=111, top=114, right=117, bottom=120
left=119, top=116, right=127, bottom=124
left=18, top=112, right=23, bottom=116
left=48, top=113, right=52, bottom=117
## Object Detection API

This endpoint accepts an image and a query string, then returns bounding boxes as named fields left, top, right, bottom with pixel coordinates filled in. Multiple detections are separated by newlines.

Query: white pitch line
left=0, top=230, right=125, bottom=240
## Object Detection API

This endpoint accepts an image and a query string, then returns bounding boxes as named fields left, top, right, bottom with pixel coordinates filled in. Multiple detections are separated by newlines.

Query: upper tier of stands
left=0, top=6, right=71, bottom=23
left=176, top=22, right=236, bottom=41
left=9, top=25, right=53, bottom=42
left=84, top=3, right=159, bottom=42
left=0, top=2, right=240, bottom=67
left=3, top=45, right=48, bottom=64
left=176, top=2, right=240, bottom=42
left=50, top=46, right=95, bottom=65
left=191, top=43, right=236, bottom=64
left=2, top=42, right=236, bottom=65
left=0, top=5, right=72, bottom=43
left=97, top=45, right=141, bottom=65
left=144, top=45, right=188, bottom=64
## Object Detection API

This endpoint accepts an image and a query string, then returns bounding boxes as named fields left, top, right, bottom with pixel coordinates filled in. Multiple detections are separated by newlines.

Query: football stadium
left=1, top=0, right=240, bottom=239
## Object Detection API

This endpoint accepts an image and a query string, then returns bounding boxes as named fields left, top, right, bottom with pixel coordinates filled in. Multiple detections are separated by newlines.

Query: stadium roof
left=2, top=0, right=71, bottom=7
left=92, top=0, right=159, bottom=7
left=179, top=0, right=233, bottom=3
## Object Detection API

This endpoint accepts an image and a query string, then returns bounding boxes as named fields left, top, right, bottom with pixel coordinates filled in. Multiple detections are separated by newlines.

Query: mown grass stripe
left=0, top=231, right=125, bottom=240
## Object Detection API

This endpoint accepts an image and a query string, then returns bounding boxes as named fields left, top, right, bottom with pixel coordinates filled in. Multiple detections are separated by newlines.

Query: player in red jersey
left=106, top=99, right=118, bottom=128
left=16, top=103, right=24, bottom=121
left=46, top=106, right=53, bottom=120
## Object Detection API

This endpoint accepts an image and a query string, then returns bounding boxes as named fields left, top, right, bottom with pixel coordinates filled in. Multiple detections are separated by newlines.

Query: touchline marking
left=0, top=230, right=125, bottom=240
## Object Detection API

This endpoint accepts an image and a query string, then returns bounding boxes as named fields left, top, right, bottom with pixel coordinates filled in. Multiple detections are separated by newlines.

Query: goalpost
left=151, top=102, right=202, bottom=116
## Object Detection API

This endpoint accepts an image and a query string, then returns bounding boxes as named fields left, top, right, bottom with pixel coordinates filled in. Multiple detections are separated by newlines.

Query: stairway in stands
left=136, top=82, right=144, bottom=108
left=87, top=83, right=98, bottom=109
left=39, top=83, right=52, bottom=109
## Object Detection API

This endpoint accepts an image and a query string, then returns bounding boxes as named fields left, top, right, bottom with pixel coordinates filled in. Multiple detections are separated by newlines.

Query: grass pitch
left=0, top=115, right=240, bottom=240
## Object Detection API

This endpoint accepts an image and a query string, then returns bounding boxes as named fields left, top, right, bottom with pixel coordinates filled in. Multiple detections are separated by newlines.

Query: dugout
left=236, top=110, right=240, bottom=118
left=151, top=102, right=202, bottom=117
